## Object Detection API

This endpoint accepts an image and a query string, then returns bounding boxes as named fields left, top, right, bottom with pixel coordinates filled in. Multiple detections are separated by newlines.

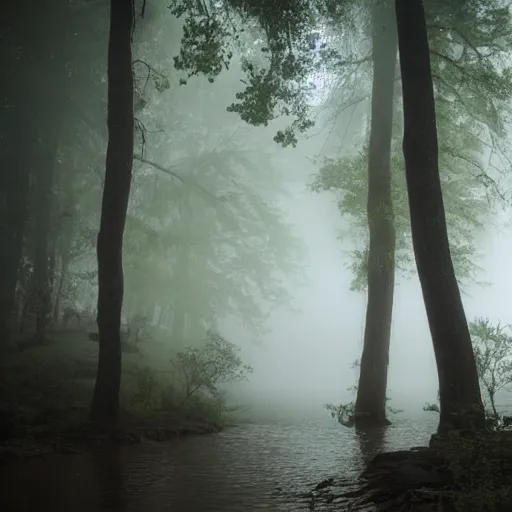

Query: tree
left=352, top=0, right=397, bottom=428
left=89, top=0, right=134, bottom=426
left=469, top=318, right=512, bottom=419
left=396, top=0, right=485, bottom=432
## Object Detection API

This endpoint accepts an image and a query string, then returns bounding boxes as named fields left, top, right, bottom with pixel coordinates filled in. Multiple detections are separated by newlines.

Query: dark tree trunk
left=53, top=168, right=75, bottom=324
left=354, top=0, right=397, bottom=429
left=395, top=0, right=485, bottom=433
left=53, top=257, right=70, bottom=325
left=32, top=137, right=58, bottom=342
left=89, top=0, right=134, bottom=427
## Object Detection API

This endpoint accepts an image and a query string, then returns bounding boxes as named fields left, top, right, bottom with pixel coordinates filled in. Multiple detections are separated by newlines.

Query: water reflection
left=355, top=426, right=387, bottom=464
left=0, top=415, right=438, bottom=511
left=93, top=446, right=127, bottom=512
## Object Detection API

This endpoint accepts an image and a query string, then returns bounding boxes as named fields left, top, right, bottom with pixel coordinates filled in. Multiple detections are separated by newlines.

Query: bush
left=173, top=329, right=253, bottom=408
left=423, top=318, right=512, bottom=428
left=470, top=317, right=512, bottom=418
left=127, top=329, right=252, bottom=424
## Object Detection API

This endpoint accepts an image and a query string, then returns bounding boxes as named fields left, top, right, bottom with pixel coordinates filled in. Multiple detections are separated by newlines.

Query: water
left=0, top=413, right=438, bottom=512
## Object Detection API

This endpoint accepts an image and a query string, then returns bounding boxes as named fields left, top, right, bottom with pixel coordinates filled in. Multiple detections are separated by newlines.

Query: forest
left=2, top=0, right=512, bottom=510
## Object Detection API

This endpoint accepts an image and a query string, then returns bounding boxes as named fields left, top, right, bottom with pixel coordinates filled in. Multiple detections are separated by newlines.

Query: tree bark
left=354, top=0, right=397, bottom=429
left=395, top=0, right=485, bottom=433
left=89, top=0, right=134, bottom=427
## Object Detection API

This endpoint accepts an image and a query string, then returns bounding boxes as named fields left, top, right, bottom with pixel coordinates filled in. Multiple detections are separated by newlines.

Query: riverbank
left=301, top=429, right=512, bottom=511
left=0, top=417, right=223, bottom=465
left=342, top=430, right=512, bottom=511
left=0, top=329, right=225, bottom=465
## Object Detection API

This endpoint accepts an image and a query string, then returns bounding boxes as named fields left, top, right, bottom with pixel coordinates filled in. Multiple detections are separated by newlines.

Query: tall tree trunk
left=53, top=256, right=70, bottom=324
left=53, top=161, right=76, bottom=324
left=354, top=0, right=397, bottom=429
left=32, top=137, right=58, bottom=342
left=89, top=0, right=134, bottom=427
left=395, top=0, right=485, bottom=433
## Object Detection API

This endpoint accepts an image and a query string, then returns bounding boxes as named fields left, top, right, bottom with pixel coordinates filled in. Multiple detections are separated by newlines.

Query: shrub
left=423, top=318, right=512, bottom=428
left=173, top=329, right=253, bottom=408
left=127, top=330, right=252, bottom=424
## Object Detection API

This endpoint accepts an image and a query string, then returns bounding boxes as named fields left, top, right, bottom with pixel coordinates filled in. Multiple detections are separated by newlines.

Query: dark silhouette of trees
left=396, top=0, right=485, bottom=433
left=0, top=1, right=70, bottom=344
left=89, top=0, right=134, bottom=426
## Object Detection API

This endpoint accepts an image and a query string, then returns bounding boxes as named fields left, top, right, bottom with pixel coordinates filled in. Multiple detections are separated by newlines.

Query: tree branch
left=133, top=153, right=224, bottom=201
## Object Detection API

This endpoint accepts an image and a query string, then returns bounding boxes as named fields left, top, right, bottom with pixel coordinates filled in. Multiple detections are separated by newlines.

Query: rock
left=315, top=477, right=334, bottom=490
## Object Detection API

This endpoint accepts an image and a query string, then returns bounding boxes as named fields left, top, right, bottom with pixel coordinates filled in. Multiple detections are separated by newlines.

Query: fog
left=6, top=0, right=512, bottom=430
left=221, top=167, right=512, bottom=418
left=107, top=6, right=512, bottom=419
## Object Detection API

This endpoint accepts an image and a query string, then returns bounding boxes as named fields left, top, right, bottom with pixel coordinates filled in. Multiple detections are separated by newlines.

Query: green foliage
left=312, top=90, right=493, bottom=291
left=469, top=317, right=512, bottom=416
left=168, top=0, right=329, bottom=146
left=325, top=401, right=356, bottom=427
left=129, top=330, right=252, bottom=423
left=174, top=329, right=253, bottom=407
left=131, top=366, right=162, bottom=412
left=423, top=403, right=440, bottom=414
left=169, top=0, right=512, bottom=158
left=427, top=1, right=512, bottom=138
left=309, top=0, right=510, bottom=291
left=423, top=389, right=441, bottom=413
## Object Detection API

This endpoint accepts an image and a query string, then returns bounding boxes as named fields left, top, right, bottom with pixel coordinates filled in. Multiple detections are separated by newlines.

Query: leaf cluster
left=169, top=0, right=330, bottom=146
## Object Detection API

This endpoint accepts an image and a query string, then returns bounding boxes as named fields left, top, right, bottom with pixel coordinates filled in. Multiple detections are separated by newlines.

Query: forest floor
left=0, top=328, right=222, bottom=465
left=306, top=430, right=512, bottom=511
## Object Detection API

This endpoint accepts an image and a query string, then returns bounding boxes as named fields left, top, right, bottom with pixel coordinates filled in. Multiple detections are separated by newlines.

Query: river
left=0, top=413, right=439, bottom=511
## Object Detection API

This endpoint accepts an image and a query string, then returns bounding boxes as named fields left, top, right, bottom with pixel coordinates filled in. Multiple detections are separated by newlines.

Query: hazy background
left=225, top=194, right=512, bottom=415
left=31, top=2, right=511, bottom=423
left=218, top=132, right=512, bottom=417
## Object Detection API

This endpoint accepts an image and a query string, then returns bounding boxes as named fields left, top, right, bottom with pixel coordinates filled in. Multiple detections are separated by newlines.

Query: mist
left=3, top=0, right=512, bottom=451
left=220, top=167, right=512, bottom=419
